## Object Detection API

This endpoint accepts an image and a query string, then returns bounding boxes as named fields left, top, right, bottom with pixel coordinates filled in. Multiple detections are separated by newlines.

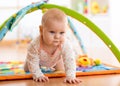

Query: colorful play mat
left=0, top=61, right=120, bottom=80
left=0, top=0, right=120, bottom=81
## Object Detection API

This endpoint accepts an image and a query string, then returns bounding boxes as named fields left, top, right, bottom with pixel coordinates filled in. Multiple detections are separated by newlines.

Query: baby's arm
left=62, top=41, right=82, bottom=84
left=26, top=44, right=49, bottom=82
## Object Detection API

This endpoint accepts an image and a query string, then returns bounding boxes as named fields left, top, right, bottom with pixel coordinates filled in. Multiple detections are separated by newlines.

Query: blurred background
left=0, top=0, right=120, bottom=66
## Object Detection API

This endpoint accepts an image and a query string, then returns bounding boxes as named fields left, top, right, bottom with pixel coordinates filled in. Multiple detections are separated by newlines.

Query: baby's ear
left=39, top=25, right=43, bottom=33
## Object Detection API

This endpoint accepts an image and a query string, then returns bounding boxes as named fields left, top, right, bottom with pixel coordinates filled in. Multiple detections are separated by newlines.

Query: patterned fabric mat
left=0, top=61, right=118, bottom=76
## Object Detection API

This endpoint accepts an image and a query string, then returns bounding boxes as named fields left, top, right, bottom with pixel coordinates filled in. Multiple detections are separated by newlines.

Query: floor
left=0, top=74, right=120, bottom=86
left=0, top=43, right=120, bottom=86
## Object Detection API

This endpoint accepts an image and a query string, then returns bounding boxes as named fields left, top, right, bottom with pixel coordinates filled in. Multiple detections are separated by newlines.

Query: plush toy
left=91, top=1, right=100, bottom=14
left=94, top=59, right=101, bottom=66
left=76, top=55, right=101, bottom=67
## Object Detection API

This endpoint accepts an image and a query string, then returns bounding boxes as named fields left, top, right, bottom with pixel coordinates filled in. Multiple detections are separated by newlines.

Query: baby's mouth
left=54, top=41, right=59, bottom=43
left=53, top=40, right=60, bottom=44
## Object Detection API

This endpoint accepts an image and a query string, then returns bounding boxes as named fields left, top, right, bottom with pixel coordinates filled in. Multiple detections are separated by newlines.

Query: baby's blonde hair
left=42, top=8, right=67, bottom=27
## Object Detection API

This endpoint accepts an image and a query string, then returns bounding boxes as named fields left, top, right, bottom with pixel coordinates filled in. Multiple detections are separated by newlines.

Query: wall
left=0, top=0, right=120, bottom=66
left=109, top=0, right=120, bottom=48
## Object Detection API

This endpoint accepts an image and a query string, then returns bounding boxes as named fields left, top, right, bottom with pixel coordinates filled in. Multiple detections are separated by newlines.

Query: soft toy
left=94, top=59, right=101, bottom=66
left=91, top=1, right=100, bottom=14
left=76, top=55, right=101, bottom=67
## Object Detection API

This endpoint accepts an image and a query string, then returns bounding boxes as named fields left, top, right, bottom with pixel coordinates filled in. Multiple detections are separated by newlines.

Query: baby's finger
left=34, top=78, right=38, bottom=82
left=38, top=78, right=42, bottom=82
left=64, top=79, right=71, bottom=83
left=42, top=77, right=49, bottom=82
left=69, top=79, right=73, bottom=84
left=45, top=77, right=49, bottom=81
left=74, top=79, right=82, bottom=83
left=63, top=79, right=66, bottom=83
left=71, top=79, right=77, bottom=84
left=66, top=79, right=72, bottom=84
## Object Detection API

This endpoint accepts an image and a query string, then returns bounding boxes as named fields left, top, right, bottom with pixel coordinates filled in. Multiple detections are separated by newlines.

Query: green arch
left=0, top=3, right=120, bottom=62
left=42, top=4, right=120, bottom=62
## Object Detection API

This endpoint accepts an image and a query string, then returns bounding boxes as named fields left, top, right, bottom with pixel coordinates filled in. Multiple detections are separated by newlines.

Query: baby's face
left=41, top=21, right=68, bottom=47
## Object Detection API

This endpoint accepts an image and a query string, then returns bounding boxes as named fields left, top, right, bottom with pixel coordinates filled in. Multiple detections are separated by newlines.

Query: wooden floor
left=0, top=74, right=120, bottom=86
left=0, top=44, right=120, bottom=86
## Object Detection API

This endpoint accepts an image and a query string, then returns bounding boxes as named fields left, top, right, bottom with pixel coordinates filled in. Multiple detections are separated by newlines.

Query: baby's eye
left=49, top=31, right=55, bottom=34
left=60, top=32, right=65, bottom=35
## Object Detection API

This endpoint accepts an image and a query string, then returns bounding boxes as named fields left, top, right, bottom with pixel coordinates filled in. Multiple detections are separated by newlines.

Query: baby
left=24, top=8, right=81, bottom=84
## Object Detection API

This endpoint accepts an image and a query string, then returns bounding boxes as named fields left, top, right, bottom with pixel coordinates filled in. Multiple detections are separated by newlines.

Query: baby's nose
left=54, top=34, right=60, bottom=39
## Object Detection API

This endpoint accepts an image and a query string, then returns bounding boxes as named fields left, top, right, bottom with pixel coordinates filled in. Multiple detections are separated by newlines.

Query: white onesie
left=24, top=36, right=76, bottom=79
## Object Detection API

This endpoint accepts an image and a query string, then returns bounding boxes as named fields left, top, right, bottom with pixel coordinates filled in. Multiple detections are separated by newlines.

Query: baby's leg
left=54, top=57, right=65, bottom=71
left=24, top=61, right=29, bottom=72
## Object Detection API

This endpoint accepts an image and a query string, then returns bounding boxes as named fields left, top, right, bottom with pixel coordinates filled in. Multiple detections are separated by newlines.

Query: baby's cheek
left=61, top=38, right=65, bottom=43
left=50, top=36, right=54, bottom=40
left=47, top=34, right=52, bottom=39
left=48, top=36, right=54, bottom=42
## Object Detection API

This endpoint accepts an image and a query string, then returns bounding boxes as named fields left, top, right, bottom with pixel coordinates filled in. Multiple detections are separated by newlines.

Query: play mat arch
left=0, top=0, right=120, bottom=80
left=0, top=1, right=120, bottom=62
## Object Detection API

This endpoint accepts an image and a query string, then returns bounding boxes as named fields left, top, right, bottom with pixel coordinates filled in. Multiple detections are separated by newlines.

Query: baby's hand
left=34, top=75, right=49, bottom=82
left=64, top=77, right=82, bottom=84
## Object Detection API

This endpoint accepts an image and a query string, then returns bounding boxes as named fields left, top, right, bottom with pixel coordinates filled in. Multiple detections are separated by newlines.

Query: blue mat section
left=76, top=64, right=117, bottom=72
